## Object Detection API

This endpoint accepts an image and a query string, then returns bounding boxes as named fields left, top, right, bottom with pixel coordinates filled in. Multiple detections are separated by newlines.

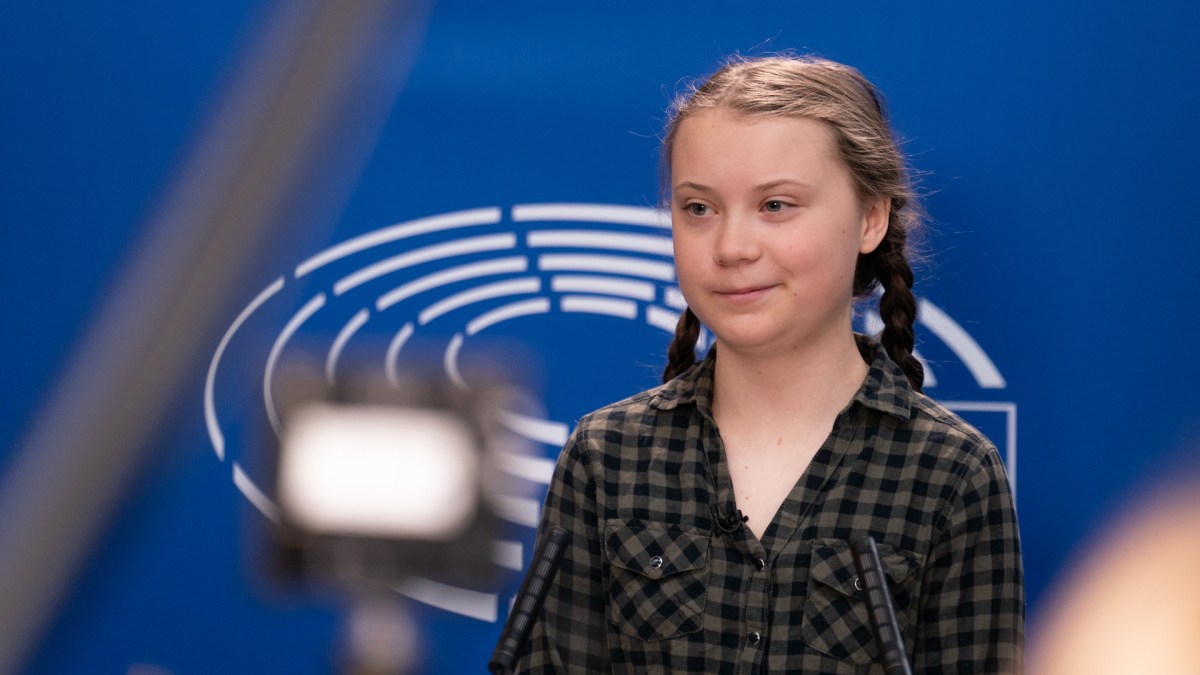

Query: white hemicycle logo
left=204, top=203, right=1015, bottom=622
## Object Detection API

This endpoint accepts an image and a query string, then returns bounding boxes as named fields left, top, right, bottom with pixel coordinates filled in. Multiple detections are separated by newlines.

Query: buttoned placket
left=689, top=356, right=875, bottom=674
left=738, top=529, right=771, bottom=674
left=698, top=409, right=772, bottom=675
left=748, top=408, right=861, bottom=673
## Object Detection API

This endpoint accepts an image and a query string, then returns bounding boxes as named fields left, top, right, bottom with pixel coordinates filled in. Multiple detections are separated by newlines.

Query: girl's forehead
left=670, top=111, right=844, bottom=182
left=674, top=111, right=837, bottom=154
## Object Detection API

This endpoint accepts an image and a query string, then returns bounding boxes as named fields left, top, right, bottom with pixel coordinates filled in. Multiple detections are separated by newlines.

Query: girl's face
left=670, top=110, right=889, bottom=358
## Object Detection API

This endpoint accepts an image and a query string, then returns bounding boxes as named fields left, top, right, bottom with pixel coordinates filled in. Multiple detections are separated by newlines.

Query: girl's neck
left=711, top=329, right=868, bottom=424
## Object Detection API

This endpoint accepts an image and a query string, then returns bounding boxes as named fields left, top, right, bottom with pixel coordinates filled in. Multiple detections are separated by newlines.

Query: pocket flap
left=604, top=522, right=709, bottom=580
left=809, top=539, right=922, bottom=597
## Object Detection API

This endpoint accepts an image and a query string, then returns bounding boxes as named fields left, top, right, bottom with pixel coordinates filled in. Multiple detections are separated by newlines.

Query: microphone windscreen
left=850, top=535, right=912, bottom=675
left=488, top=526, right=570, bottom=674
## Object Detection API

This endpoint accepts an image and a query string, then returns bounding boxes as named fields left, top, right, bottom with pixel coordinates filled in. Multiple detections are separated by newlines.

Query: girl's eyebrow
left=673, top=179, right=815, bottom=194
left=672, top=181, right=712, bottom=194
left=754, top=178, right=814, bottom=192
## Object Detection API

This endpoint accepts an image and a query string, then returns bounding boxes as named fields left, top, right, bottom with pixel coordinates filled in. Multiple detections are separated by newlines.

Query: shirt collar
left=649, top=345, right=717, bottom=414
left=649, top=334, right=915, bottom=422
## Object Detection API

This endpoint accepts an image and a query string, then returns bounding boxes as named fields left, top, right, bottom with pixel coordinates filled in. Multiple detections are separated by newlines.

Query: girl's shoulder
left=893, top=391, right=1013, bottom=509
left=572, top=356, right=713, bottom=437
left=905, top=390, right=997, bottom=455
left=572, top=380, right=682, bottom=437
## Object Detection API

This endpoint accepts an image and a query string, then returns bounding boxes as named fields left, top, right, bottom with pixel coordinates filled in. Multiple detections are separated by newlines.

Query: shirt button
left=649, top=555, right=663, bottom=569
left=754, top=557, right=766, bottom=571
left=747, top=631, right=761, bottom=646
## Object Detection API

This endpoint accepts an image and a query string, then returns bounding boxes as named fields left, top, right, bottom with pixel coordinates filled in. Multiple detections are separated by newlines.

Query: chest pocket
left=604, top=522, right=710, bottom=641
left=800, top=538, right=923, bottom=665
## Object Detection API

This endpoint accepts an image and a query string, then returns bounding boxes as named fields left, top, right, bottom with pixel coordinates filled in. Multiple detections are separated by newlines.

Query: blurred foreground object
left=272, top=368, right=508, bottom=586
left=270, top=366, right=527, bottom=674
left=282, top=405, right=482, bottom=544
left=1029, top=479, right=1200, bottom=674
left=0, top=1, right=430, bottom=672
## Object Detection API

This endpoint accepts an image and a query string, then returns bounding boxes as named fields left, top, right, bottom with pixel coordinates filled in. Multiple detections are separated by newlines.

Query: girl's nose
left=712, top=215, right=761, bottom=266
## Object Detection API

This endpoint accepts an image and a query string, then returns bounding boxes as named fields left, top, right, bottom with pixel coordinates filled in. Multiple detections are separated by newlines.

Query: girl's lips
left=716, top=285, right=776, bottom=303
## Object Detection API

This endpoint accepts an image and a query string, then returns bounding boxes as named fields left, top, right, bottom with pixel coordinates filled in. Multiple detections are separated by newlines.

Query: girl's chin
left=708, top=329, right=788, bottom=354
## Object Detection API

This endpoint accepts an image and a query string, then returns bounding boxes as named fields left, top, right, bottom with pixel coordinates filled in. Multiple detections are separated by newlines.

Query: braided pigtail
left=662, top=308, right=701, bottom=383
left=872, top=219, right=924, bottom=391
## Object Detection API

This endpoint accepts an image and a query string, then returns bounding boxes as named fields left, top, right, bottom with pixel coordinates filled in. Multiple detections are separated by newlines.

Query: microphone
left=850, top=535, right=912, bottom=675
left=711, top=505, right=747, bottom=533
left=488, top=526, right=570, bottom=675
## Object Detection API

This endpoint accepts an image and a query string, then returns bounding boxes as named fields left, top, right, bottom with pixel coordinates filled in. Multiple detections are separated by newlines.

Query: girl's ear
left=859, top=197, right=890, bottom=254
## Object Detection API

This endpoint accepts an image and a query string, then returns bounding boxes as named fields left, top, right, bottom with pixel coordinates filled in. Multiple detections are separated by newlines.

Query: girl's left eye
left=764, top=200, right=787, bottom=213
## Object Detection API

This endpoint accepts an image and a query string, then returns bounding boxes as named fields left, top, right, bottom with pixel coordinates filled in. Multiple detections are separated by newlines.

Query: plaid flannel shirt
left=518, top=336, right=1024, bottom=674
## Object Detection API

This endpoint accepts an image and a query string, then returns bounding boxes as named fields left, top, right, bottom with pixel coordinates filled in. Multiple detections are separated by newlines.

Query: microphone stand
left=488, top=526, right=570, bottom=675
left=850, top=535, right=913, bottom=675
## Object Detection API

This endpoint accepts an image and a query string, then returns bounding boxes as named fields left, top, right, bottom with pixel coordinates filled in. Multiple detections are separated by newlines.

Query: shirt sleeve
left=913, top=444, right=1025, bottom=674
left=516, top=427, right=610, bottom=673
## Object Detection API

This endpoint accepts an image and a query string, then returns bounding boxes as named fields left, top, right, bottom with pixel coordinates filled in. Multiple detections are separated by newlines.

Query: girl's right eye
left=685, top=203, right=709, bottom=216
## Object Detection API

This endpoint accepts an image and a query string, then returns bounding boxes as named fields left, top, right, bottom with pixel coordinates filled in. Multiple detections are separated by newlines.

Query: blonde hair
left=661, top=55, right=925, bottom=390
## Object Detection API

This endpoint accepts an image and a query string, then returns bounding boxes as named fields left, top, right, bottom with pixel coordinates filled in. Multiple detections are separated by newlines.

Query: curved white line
left=918, top=299, right=1006, bottom=389
left=497, top=411, right=570, bottom=449
left=264, top=294, right=327, bottom=434
left=333, top=233, right=517, bottom=295
left=513, top=203, right=668, bottom=228
left=326, top=308, right=369, bottom=386
left=419, top=278, right=540, bottom=326
left=664, top=287, right=687, bottom=309
left=467, top=298, right=550, bottom=336
left=396, top=577, right=498, bottom=623
left=538, top=254, right=675, bottom=281
left=912, top=347, right=937, bottom=388
left=376, top=257, right=527, bottom=311
left=863, top=309, right=885, bottom=336
left=528, top=230, right=673, bottom=256
left=646, top=305, right=680, bottom=333
left=493, top=540, right=524, bottom=572
left=495, top=449, right=557, bottom=485
left=445, top=333, right=467, bottom=389
left=205, top=276, right=284, bottom=461
left=551, top=275, right=657, bottom=302
left=492, top=495, right=542, bottom=528
left=294, top=207, right=502, bottom=277
left=233, top=462, right=280, bottom=523
left=561, top=295, right=638, bottom=319
left=385, top=322, right=415, bottom=387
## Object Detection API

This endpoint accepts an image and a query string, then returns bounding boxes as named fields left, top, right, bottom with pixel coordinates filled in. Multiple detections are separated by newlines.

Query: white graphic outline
left=205, top=202, right=1015, bottom=624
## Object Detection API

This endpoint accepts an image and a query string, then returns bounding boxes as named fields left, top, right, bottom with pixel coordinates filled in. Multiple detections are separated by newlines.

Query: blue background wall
left=3, top=1, right=1199, bottom=672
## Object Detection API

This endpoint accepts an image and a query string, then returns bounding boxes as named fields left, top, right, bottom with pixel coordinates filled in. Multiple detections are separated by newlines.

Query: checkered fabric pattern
left=517, top=336, right=1024, bottom=674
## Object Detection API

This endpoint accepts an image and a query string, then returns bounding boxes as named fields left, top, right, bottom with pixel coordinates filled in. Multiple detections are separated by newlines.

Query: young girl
left=518, top=54, right=1024, bottom=674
